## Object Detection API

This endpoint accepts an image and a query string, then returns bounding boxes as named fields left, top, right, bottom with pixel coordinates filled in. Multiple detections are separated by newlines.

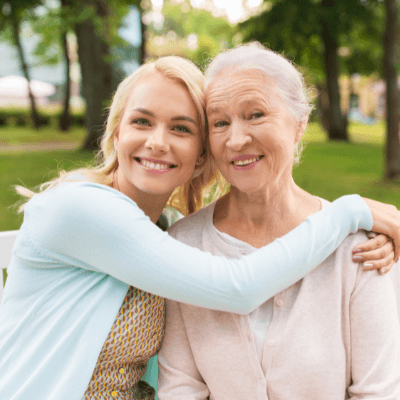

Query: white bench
left=0, top=231, right=18, bottom=304
left=1, top=230, right=400, bottom=319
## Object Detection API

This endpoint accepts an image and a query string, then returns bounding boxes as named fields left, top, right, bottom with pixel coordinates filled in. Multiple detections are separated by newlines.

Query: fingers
left=353, top=240, right=393, bottom=262
left=361, top=198, right=400, bottom=262
left=352, top=233, right=390, bottom=254
left=362, top=252, right=395, bottom=273
left=352, top=233, right=395, bottom=274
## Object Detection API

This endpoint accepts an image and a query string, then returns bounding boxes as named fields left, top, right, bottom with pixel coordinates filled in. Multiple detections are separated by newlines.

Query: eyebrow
left=131, top=108, right=155, bottom=117
left=131, top=108, right=196, bottom=124
left=171, top=115, right=197, bottom=124
left=206, top=107, right=221, bottom=116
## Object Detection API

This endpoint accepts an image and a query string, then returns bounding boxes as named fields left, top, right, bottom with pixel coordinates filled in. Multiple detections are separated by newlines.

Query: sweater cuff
left=331, top=195, right=373, bottom=232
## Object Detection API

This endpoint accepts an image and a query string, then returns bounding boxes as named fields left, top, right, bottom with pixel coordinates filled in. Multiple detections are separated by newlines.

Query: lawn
left=0, top=126, right=86, bottom=145
left=1, top=121, right=399, bottom=233
left=0, top=150, right=95, bottom=230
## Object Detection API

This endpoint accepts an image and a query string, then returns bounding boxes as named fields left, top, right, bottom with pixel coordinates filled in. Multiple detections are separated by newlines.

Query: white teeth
left=140, top=159, right=171, bottom=170
left=233, top=156, right=261, bottom=166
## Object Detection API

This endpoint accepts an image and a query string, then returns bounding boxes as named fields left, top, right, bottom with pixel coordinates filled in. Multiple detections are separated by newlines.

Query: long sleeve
left=158, top=300, right=209, bottom=400
left=24, top=181, right=372, bottom=314
left=347, top=262, right=400, bottom=397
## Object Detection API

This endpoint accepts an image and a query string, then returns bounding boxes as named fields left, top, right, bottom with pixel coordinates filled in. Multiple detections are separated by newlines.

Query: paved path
left=0, top=142, right=81, bottom=153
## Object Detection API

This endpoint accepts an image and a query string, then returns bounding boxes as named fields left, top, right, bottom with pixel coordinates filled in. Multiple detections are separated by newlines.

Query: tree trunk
left=139, top=8, right=146, bottom=65
left=75, top=1, right=114, bottom=150
left=321, top=0, right=348, bottom=141
left=10, top=8, right=41, bottom=129
left=59, top=0, right=72, bottom=132
left=384, top=0, right=400, bottom=180
left=59, top=29, right=72, bottom=131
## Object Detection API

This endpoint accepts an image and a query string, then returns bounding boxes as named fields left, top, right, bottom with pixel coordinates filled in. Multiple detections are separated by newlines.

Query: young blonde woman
left=0, top=56, right=398, bottom=400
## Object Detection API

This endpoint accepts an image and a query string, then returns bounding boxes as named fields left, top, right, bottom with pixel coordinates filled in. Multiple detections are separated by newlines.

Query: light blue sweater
left=0, top=181, right=372, bottom=399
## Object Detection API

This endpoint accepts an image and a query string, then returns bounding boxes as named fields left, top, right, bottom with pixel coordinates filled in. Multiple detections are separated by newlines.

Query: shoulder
left=167, top=201, right=215, bottom=242
left=26, top=180, right=143, bottom=219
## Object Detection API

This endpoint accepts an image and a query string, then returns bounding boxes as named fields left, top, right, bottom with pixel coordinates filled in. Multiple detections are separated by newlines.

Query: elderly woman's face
left=206, top=68, right=303, bottom=194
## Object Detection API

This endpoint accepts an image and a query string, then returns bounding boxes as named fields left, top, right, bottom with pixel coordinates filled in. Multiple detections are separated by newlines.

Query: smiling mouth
left=134, top=157, right=177, bottom=171
left=231, top=155, right=264, bottom=166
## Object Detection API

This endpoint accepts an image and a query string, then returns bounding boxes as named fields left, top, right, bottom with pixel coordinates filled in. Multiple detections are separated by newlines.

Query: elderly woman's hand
left=352, top=232, right=395, bottom=275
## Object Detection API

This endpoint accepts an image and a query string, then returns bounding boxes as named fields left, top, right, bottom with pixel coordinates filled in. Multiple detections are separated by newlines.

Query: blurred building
left=340, top=74, right=391, bottom=120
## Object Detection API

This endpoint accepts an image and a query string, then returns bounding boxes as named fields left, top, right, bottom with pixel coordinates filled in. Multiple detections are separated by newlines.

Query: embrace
left=1, top=43, right=400, bottom=399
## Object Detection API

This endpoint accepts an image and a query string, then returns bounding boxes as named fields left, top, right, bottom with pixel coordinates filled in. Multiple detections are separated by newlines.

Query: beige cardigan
left=158, top=200, right=400, bottom=400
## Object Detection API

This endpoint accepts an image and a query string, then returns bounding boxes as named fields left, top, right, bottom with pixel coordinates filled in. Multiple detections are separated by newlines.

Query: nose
left=226, top=121, right=252, bottom=152
left=145, top=125, right=170, bottom=154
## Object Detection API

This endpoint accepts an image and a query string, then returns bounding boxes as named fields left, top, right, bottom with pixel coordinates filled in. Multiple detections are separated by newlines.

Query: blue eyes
left=132, top=118, right=150, bottom=126
left=214, top=121, right=228, bottom=128
left=251, top=112, right=263, bottom=119
left=174, top=125, right=191, bottom=133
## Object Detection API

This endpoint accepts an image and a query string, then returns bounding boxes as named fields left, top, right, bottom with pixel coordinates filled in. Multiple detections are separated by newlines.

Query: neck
left=113, top=170, right=170, bottom=224
left=214, top=176, right=321, bottom=247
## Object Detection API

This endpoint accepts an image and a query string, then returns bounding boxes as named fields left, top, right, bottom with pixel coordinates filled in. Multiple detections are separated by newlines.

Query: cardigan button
left=119, top=368, right=125, bottom=374
left=111, top=391, right=118, bottom=398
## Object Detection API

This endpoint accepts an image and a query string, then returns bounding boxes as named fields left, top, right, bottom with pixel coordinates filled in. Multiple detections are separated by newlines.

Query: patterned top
left=83, top=286, right=165, bottom=400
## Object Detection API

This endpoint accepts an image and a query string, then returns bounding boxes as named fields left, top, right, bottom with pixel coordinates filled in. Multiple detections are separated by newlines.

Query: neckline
left=207, top=196, right=327, bottom=251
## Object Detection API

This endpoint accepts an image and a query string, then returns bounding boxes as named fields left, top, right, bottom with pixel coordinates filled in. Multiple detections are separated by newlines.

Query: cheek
left=178, top=137, right=201, bottom=166
left=209, top=135, right=225, bottom=165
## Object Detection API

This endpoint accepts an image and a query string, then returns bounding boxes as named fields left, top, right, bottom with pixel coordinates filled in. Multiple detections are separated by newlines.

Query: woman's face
left=206, top=68, right=304, bottom=195
left=114, top=72, right=202, bottom=199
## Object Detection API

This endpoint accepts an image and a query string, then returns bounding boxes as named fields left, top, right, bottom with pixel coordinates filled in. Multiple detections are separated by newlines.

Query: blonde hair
left=17, top=56, right=220, bottom=215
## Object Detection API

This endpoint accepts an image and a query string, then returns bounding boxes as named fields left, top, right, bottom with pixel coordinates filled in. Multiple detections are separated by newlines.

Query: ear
left=191, top=148, right=207, bottom=178
left=197, top=146, right=208, bottom=166
left=295, top=116, right=308, bottom=144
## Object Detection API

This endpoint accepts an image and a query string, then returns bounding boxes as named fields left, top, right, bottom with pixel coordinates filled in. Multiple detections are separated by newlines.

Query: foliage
left=146, top=0, right=235, bottom=67
left=239, top=0, right=385, bottom=82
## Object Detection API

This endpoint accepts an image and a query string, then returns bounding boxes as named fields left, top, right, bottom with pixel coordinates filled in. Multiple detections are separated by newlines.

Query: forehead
left=206, top=68, right=280, bottom=109
left=125, top=72, right=196, bottom=114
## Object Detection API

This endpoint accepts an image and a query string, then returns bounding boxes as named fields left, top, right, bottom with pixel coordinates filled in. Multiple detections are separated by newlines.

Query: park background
left=1, top=1, right=400, bottom=398
left=1, top=0, right=400, bottom=232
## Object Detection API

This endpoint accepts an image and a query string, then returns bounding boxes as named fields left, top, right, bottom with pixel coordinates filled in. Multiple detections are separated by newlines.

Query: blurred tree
left=146, top=0, right=235, bottom=68
left=384, top=0, right=400, bottom=180
left=0, top=0, right=43, bottom=129
left=59, top=0, right=73, bottom=131
left=70, top=0, right=142, bottom=150
left=239, top=0, right=382, bottom=141
left=32, top=0, right=75, bottom=131
left=73, top=0, right=115, bottom=150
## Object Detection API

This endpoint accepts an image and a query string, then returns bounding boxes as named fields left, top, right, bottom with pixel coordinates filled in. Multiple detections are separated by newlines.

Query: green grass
left=0, top=122, right=399, bottom=232
left=0, top=150, right=94, bottom=230
left=293, top=142, right=400, bottom=208
left=0, top=126, right=86, bottom=144
left=303, top=121, right=386, bottom=144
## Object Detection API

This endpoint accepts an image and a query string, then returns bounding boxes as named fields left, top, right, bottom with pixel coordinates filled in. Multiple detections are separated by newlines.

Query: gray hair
left=204, top=43, right=313, bottom=165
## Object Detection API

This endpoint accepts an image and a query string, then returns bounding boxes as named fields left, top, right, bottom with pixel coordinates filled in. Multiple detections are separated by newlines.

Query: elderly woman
left=157, top=44, right=400, bottom=399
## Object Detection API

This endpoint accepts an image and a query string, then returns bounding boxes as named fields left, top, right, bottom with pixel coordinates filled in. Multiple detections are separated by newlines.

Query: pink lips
left=231, top=154, right=262, bottom=171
